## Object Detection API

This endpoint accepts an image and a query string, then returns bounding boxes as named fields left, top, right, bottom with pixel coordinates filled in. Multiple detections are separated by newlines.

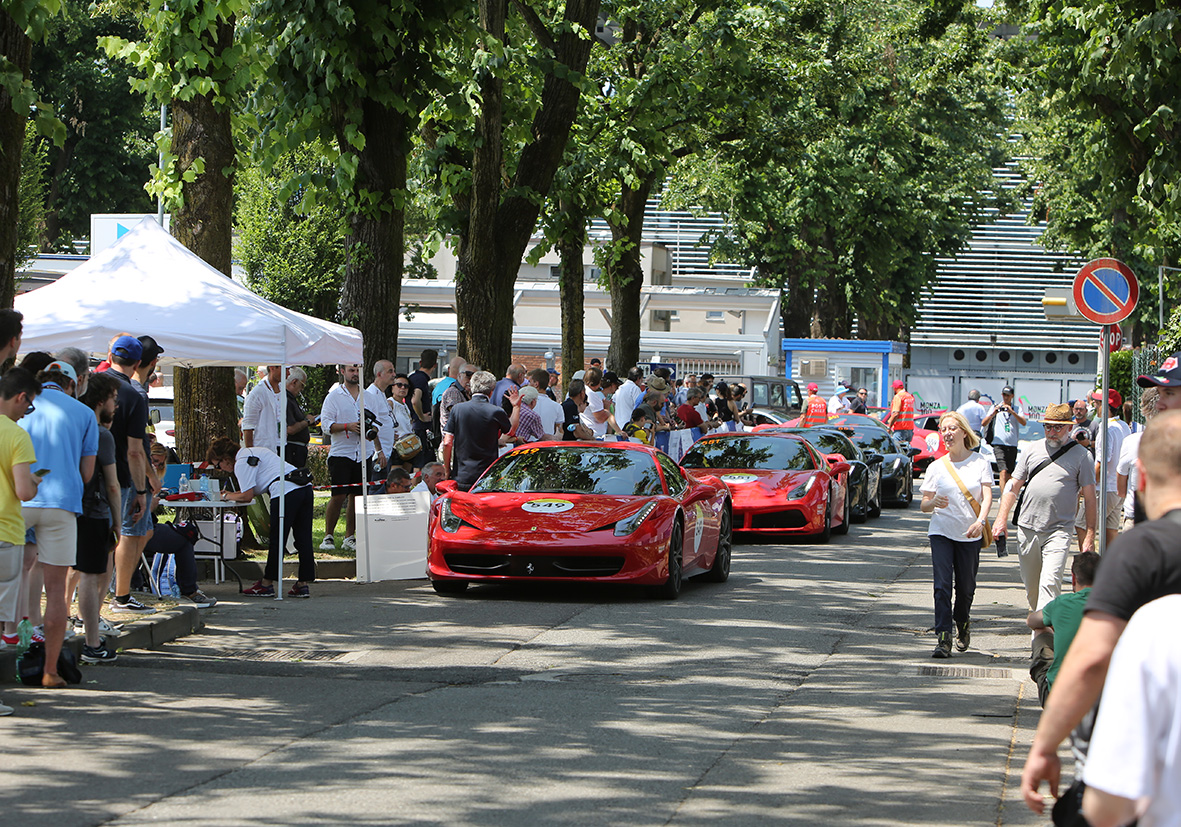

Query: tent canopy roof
left=15, top=218, right=362, bottom=368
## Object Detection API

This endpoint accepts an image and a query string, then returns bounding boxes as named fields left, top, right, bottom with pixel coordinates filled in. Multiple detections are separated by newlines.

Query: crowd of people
left=0, top=311, right=224, bottom=711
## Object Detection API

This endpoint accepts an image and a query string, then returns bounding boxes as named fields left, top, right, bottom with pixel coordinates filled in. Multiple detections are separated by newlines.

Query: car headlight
left=614, top=502, right=658, bottom=536
left=787, top=475, right=817, bottom=499
left=439, top=499, right=463, bottom=533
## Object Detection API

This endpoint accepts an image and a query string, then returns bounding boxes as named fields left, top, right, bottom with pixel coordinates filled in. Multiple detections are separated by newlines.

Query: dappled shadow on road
left=0, top=508, right=1040, bottom=826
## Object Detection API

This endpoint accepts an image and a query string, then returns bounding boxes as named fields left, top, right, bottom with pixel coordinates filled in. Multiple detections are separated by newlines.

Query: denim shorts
left=121, top=487, right=152, bottom=537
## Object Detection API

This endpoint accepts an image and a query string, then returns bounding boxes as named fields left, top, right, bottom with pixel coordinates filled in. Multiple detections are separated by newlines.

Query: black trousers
left=267, top=485, right=316, bottom=583
left=930, top=534, right=981, bottom=633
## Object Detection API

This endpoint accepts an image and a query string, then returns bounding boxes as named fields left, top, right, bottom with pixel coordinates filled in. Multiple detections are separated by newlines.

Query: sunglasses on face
left=393, top=383, right=409, bottom=388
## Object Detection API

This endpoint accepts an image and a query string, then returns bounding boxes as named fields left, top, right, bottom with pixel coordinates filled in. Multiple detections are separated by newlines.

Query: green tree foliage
left=669, top=0, right=1012, bottom=341
left=17, top=118, right=47, bottom=269
left=102, top=0, right=252, bottom=460
left=1, top=0, right=64, bottom=306
left=422, top=0, right=602, bottom=372
left=248, top=0, right=466, bottom=370
left=30, top=0, right=154, bottom=249
left=1015, top=0, right=1181, bottom=341
left=235, top=146, right=347, bottom=324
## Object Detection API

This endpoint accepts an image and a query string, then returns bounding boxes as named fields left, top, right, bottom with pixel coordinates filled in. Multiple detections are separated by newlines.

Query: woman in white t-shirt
left=920, top=411, right=993, bottom=659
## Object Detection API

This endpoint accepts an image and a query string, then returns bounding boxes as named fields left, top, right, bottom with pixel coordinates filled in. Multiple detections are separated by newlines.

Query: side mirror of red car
left=826, top=454, right=851, bottom=475
left=436, top=479, right=458, bottom=495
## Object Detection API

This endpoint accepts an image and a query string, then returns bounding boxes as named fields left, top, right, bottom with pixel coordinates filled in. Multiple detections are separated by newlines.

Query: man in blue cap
left=105, top=335, right=155, bottom=613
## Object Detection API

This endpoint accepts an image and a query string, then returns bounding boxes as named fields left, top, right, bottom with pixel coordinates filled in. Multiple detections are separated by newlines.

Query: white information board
left=907, top=376, right=954, bottom=412
left=356, top=492, right=431, bottom=582
left=90, top=214, right=170, bottom=255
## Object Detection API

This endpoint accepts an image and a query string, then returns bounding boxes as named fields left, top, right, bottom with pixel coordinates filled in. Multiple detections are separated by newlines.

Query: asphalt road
left=1, top=504, right=1046, bottom=826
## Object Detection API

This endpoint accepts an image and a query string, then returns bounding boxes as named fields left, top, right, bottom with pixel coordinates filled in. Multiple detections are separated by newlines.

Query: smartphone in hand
left=33, top=468, right=51, bottom=478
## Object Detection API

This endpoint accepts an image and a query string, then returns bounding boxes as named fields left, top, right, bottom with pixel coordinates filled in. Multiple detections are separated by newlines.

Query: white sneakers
left=319, top=535, right=355, bottom=551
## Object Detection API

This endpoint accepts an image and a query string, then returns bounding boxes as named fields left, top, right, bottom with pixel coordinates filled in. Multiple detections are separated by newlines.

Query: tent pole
left=275, top=362, right=288, bottom=601
left=359, top=366, right=371, bottom=583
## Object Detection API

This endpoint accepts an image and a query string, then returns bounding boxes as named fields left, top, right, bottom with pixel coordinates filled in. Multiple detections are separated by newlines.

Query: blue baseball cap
left=111, top=335, right=143, bottom=362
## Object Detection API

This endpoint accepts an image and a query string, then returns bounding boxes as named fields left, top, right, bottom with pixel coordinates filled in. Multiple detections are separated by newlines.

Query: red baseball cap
left=1089, top=388, right=1122, bottom=408
left=892, top=380, right=905, bottom=390
left=807, top=382, right=818, bottom=393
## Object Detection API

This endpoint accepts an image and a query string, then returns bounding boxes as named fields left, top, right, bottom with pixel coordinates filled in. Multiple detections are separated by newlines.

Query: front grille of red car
left=444, top=554, right=626, bottom=577
left=747, top=511, right=808, bottom=530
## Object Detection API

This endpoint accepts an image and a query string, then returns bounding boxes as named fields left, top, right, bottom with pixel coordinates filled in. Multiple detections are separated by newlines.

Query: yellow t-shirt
left=0, top=414, right=36, bottom=546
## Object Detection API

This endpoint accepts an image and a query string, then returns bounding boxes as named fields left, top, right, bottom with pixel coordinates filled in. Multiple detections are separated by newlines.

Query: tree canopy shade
left=1014, top=0, right=1181, bottom=342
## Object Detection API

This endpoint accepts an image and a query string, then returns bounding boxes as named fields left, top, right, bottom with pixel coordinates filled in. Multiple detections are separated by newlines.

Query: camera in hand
left=363, top=409, right=379, bottom=441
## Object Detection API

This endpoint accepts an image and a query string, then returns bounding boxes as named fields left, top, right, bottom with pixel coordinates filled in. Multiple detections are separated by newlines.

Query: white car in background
left=148, top=385, right=175, bottom=449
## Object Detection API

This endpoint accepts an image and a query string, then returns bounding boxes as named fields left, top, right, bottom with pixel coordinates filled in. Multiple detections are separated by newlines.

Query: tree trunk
left=456, top=0, right=601, bottom=372
left=779, top=257, right=814, bottom=339
left=340, top=97, right=406, bottom=371
left=557, top=197, right=586, bottom=394
left=0, top=13, right=32, bottom=308
left=605, top=174, right=656, bottom=371
left=169, top=18, right=238, bottom=463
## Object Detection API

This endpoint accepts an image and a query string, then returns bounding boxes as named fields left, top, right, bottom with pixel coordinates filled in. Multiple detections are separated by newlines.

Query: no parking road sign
left=1072, top=258, right=1139, bottom=325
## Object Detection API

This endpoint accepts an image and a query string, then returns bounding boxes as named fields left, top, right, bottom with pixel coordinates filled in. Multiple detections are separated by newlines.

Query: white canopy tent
left=15, top=217, right=361, bottom=366
left=14, top=217, right=371, bottom=598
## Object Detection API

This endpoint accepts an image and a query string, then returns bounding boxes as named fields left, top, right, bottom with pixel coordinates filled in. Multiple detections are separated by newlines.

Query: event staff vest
left=891, top=392, right=915, bottom=430
left=802, top=395, right=829, bottom=427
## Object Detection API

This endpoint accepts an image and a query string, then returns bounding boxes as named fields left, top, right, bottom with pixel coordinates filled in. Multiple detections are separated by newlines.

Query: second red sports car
left=680, top=432, right=851, bottom=541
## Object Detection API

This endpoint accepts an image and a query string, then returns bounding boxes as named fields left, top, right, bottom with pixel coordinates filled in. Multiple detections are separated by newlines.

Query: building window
left=705, top=310, right=724, bottom=322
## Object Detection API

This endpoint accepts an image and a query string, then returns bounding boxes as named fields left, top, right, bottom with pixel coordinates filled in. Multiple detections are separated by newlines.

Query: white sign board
left=90, top=214, right=170, bottom=256
left=907, top=376, right=954, bottom=413
left=356, top=492, right=431, bottom=582
left=1011, top=379, right=1064, bottom=421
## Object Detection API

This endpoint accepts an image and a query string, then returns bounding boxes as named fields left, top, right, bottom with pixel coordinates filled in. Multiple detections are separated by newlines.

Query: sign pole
left=1098, top=325, right=1109, bottom=556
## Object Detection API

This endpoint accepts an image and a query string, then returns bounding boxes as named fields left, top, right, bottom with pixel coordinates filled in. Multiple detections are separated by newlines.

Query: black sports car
left=756, top=427, right=883, bottom=521
left=827, top=414, right=920, bottom=507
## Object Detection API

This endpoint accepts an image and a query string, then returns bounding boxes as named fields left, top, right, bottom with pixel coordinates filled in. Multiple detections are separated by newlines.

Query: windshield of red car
left=471, top=446, right=664, bottom=496
left=680, top=436, right=816, bottom=471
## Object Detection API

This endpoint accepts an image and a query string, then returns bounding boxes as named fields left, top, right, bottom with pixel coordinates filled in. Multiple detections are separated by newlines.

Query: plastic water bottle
left=199, top=476, right=209, bottom=496
left=178, top=473, right=188, bottom=494
left=16, top=616, right=33, bottom=653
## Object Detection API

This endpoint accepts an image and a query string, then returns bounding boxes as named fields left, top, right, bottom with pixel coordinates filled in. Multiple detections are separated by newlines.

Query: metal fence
left=1131, top=345, right=1161, bottom=423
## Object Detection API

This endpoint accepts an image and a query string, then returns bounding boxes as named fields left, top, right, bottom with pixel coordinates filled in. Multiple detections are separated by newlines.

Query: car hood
left=446, top=491, right=661, bottom=532
left=686, top=467, right=816, bottom=503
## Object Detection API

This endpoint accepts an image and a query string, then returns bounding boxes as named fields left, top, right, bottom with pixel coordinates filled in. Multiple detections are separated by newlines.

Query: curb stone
left=0, top=604, right=204, bottom=685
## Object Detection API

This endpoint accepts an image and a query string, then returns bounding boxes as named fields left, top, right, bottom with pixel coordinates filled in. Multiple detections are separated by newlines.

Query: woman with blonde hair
left=919, top=410, right=993, bottom=658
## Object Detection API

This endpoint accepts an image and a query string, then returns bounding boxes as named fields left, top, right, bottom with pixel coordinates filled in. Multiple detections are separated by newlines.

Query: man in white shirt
left=528, top=369, right=564, bottom=438
left=614, top=367, right=646, bottom=428
left=413, top=462, right=445, bottom=503
left=319, top=364, right=370, bottom=552
left=242, top=365, right=284, bottom=452
left=363, top=360, right=397, bottom=482
left=1082, top=390, right=1126, bottom=548
left=1082, top=595, right=1181, bottom=827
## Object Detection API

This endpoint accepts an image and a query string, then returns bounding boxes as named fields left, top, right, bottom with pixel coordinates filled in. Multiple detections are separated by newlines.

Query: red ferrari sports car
left=427, top=442, right=732, bottom=599
left=680, top=432, right=851, bottom=541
